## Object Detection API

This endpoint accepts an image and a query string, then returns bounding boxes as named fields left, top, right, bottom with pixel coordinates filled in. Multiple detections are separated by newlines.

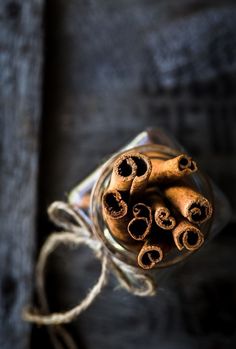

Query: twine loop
left=23, top=201, right=156, bottom=347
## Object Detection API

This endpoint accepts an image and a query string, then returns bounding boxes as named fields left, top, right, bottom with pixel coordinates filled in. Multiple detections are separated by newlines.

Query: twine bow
left=23, top=201, right=156, bottom=348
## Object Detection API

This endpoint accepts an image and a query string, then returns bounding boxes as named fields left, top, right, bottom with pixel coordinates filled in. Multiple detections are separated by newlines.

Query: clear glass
left=69, top=128, right=231, bottom=272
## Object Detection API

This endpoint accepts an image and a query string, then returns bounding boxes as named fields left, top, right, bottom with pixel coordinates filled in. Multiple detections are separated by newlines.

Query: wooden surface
left=40, top=0, right=236, bottom=218
left=0, top=1, right=43, bottom=348
left=1, top=1, right=236, bottom=348
left=34, top=1, right=236, bottom=349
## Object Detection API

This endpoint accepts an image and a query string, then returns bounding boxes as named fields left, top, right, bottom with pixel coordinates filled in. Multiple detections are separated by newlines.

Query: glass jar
left=69, top=128, right=231, bottom=273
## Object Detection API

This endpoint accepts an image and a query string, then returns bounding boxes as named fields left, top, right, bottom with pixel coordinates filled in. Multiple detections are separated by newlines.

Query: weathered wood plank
left=0, top=1, right=44, bottom=348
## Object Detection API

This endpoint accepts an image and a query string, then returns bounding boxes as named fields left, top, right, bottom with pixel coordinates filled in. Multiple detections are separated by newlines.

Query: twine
left=23, top=201, right=156, bottom=348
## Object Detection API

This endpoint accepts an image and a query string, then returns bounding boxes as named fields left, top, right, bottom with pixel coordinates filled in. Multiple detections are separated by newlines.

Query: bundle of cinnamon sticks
left=102, top=150, right=213, bottom=270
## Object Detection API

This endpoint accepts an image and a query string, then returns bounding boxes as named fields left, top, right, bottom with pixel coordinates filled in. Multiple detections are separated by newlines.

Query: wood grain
left=0, top=1, right=43, bottom=348
left=34, top=1, right=236, bottom=348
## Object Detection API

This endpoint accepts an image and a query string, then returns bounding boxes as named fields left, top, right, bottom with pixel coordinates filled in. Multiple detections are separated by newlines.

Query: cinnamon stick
left=146, top=191, right=176, bottom=230
left=108, top=151, right=152, bottom=195
left=128, top=217, right=151, bottom=241
left=172, top=219, right=204, bottom=251
left=163, top=184, right=212, bottom=224
left=149, top=154, right=197, bottom=183
left=127, top=203, right=152, bottom=240
left=102, top=189, right=130, bottom=242
left=132, top=202, right=152, bottom=220
left=137, top=240, right=163, bottom=270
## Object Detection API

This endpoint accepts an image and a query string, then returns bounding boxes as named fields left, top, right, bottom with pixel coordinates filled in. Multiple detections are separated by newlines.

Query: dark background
left=1, top=0, right=236, bottom=348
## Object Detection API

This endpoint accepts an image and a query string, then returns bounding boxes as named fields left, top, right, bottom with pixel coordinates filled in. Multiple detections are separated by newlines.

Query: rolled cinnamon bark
left=163, top=184, right=213, bottom=224
left=128, top=217, right=151, bottom=241
left=172, top=219, right=204, bottom=251
left=127, top=203, right=152, bottom=240
left=137, top=240, right=163, bottom=270
left=102, top=189, right=130, bottom=242
left=132, top=202, right=152, bottom=219
left=146, top=191, right=176, bottom=230
left=108, top=151, right=152, bottom=195
left=149, top=154, right=197, bottom=183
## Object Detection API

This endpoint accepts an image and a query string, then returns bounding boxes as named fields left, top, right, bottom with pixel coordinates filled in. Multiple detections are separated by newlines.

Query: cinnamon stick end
left=178, top=154, right=197, bottom=173
left=102, top=190, right=127, bottom=218
left=128, top=217, right=151, bottom=241
left=182, top=229, right=204, bottom=251
left=187, top=198, right=213, bottom=224
left=173, top=221, right=205, bottom=251
left=137, top=244, right=163, bottom=270
left=154, top=208, right=176, bottom=230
